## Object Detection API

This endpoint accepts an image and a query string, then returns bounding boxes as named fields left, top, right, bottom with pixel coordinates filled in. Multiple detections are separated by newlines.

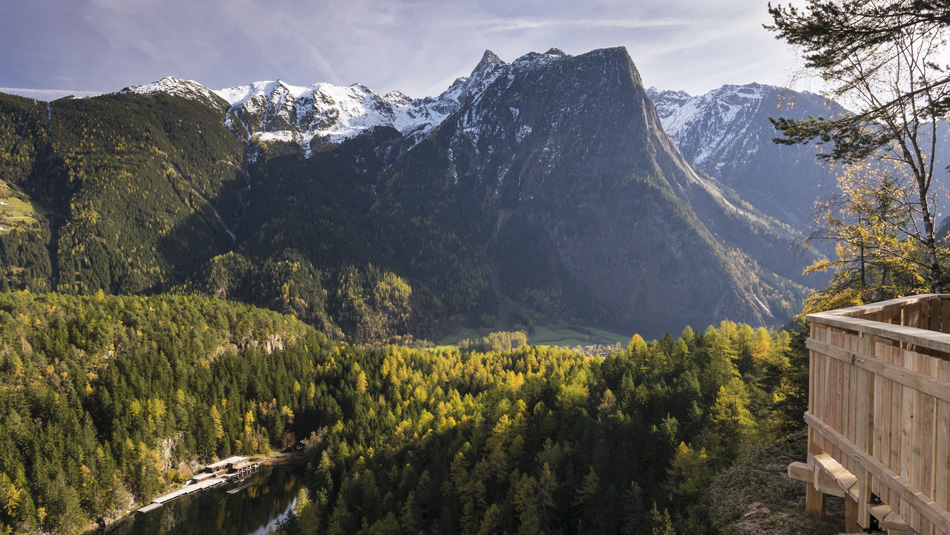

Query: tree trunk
left=919, top=177, right=941, bottom=293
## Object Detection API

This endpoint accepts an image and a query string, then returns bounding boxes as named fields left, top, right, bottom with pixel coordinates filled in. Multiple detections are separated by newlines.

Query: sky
left=0, top=0, right=811, bottom=100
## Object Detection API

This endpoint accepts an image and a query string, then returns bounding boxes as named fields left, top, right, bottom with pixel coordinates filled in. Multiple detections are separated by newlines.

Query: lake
left=99, top=465, right=305, bottom=535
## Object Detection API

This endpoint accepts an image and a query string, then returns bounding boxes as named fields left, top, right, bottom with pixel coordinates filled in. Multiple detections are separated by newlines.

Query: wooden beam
left=806, top=480, right=824, bottom=518
left=865, top=504, right=913, bottom=532
left=845, top=495, right=862, bottom=533
left=808, top=294, right=943, bottom=319
left=788, top=461, right=811, bottom=483
left=806, top=338, right=950, bottom=404
left=805, top=411, right=950, bottom=532
left=808, top=311, right=950, bottom=356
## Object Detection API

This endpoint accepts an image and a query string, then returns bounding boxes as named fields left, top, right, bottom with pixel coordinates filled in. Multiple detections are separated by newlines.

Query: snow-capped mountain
left=122, top=77, right=229, bottom=111
left=122, top=50, right=514, bottom=156
left=71, top=47, right=816, bottom=337
left=648, top=83, right=842, bottom=228
left=371, top=47, right=808, bottom=335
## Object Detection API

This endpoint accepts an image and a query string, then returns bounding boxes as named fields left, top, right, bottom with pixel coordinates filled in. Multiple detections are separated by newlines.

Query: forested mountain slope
left=0, top=290, right=803, bottom=535
left=371, top=48, right=808, bottom=337
left=0, top=48, right=811, bottom=340
left=0, top=292, right=323, bottom=533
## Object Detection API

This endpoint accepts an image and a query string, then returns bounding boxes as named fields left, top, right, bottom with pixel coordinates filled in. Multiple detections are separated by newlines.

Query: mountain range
left=648, top=84, right=842, bottom=229
left=0, top=47, right=818, bottom=340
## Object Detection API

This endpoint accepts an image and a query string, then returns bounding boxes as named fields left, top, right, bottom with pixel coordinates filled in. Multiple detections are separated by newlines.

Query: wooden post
left=806, top=427, right=825, bottom=518
left=806, top=322, right=824, bottom=518
left=845, top=495, right=862, bottom=533
left=805, top=480, right=824, bottom=518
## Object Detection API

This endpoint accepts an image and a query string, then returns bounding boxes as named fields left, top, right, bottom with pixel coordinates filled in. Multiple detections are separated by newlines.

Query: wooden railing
left=791, top=295, right=950, bottom=534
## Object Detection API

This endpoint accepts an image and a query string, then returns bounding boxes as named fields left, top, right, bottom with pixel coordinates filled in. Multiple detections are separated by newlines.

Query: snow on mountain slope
left=648, top=83, right=843, bottom=227
left=651, top=83, right=779, bottom=167
left=122, top=50, right=556, bottom=157
left=122, top=77, right=229, bottom=111
left=214, top=80, right=459, bottom=152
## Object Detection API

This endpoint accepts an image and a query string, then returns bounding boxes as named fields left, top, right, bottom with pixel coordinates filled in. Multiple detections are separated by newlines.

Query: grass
left=0, top=181, right=42, bottom=232
left=434, top=324, right=630, bottom=351
left=433, top=327, right=481, bottom=351
left=530, top=325, right=629, bottom=347
left=709, top=431, right=845, bottom=535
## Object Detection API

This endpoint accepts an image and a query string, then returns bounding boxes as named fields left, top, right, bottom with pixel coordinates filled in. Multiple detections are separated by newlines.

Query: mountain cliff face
left=371, top=48, right=805, bottom=335
left=0, top=47, right=808, bottom=340
left=648, top=84, right=842, bottom=228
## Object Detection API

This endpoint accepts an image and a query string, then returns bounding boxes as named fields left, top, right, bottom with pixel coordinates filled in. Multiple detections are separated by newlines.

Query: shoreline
left=89, top=451, right=309, bottom=533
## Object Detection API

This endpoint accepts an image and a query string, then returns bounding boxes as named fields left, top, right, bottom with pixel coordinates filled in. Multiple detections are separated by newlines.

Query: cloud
left=0, top=0, right=806, bottom=99
left=476, top=17, right=705, bottom=33
left=0, top=88, right=104, bottom=101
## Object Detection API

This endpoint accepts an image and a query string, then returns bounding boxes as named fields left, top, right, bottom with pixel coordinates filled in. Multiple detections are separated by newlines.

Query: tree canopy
left=768, top=0, right=950, bottom=293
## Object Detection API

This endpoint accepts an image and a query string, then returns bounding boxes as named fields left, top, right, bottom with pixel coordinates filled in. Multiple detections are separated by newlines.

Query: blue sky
left=0, top=0, right=807, bottom=99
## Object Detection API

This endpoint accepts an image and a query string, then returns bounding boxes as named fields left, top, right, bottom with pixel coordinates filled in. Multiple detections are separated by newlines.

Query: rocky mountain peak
left=122, top=76, right=229, bottom=111
left=369, top=46, right=805, bottom=335
left=478, top=49, right=504, bottom=67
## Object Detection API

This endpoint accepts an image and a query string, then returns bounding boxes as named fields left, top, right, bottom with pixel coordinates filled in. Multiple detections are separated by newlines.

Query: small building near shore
left=203, top=456, right=251, bottom=475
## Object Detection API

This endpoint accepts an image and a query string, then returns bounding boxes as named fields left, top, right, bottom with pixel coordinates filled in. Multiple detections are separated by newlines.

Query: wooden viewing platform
left=790, top=295, right=950, bottom=534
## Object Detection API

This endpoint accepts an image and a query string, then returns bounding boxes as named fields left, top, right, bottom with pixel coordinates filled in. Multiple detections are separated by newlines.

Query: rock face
left=648, top=83, right=843, bottom=228
left=372, top=48, right=806, bottom=336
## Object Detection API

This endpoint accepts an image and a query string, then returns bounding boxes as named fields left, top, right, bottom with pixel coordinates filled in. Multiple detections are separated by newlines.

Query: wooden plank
left=808, top=312, right=950, bottom=356
left=849, top=335, right=860, bottom=445
left=806, top=411, right=950, bottom=532
left=901, top=350, right=914, bottom=485
left=848, top=352, right=860, bottom=441
left=845, top=496, right=861, bottom=533
left=873, top=356, right=885, bottom=467
left=806, top=427, right=824, bottom=518
left=909, top=301, right=922, bottom=329
left=857, top=366, right=873, bottom=527
left=931, top=299, right=942, bottom=332
left=936, top=359, right=950, bottom=514
left=809, top=325, right=816, bottom=415
left=891, top=345, right=904, bottom=494
left=824, top=344, right=833, bottom=429
left=877, top=343, right=891, bottom=506
left=806, top=338, right=950, bottom=404
left=911, top=353, right=924, bottom=493
left=919, top=354, right=937, bottom=503
left=942, top=299, right=950, bottom=334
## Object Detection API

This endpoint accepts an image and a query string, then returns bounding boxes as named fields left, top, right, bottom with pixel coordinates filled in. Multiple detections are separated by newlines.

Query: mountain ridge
left=647, top=83, right=842, bottom=229
left=1, top=46, right=810, bottom=340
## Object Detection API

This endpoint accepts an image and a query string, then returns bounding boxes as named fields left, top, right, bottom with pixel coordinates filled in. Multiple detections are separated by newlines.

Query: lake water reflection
left=99, top=466, right=304, bottom=535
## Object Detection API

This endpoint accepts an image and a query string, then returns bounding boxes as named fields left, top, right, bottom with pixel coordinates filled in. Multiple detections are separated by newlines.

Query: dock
left=226, top=482, right=254, bottom=495
left=135, top=456, right=260, bottom=514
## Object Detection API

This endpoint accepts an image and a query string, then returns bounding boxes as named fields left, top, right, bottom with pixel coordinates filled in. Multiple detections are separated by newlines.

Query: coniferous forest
left=0, top=290, right=817, bottom=535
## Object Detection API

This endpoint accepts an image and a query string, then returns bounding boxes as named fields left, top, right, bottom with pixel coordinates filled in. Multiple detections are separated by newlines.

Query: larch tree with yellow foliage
left=770, top=0, right=950, bottom=294
left=802, top=162, right=938, bottom=313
